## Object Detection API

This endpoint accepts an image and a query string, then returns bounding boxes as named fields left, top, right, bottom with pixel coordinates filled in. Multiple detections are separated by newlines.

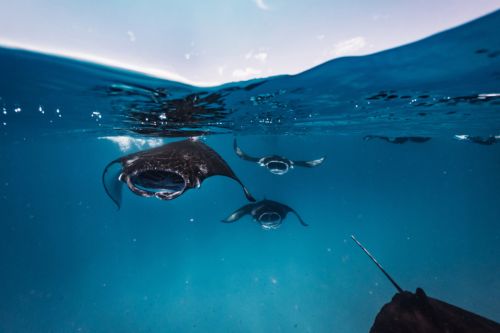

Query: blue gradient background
left=1, top=135, right=499, bottom=332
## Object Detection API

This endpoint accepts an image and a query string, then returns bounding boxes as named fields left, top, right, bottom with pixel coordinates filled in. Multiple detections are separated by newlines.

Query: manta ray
left=454, top=134, right=500, bottom=145
left=351, top=236, right=500, bottom=333
left=363, top=135, right=432, bottom=144
left=222, top=199, right=308, bottom=229
left=233, top=138, right=325, bottom=175
left=102, top=138, right=255, bottom=208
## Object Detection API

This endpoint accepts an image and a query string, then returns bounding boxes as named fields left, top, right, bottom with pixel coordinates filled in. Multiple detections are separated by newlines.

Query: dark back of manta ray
left=370, top=288, right=500, bottom=333
left=126, top=139, right=236, bottom=178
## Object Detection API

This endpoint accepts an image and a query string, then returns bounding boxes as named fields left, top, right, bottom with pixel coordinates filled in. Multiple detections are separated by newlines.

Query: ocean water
left=1, top=10, right=499, bottom=333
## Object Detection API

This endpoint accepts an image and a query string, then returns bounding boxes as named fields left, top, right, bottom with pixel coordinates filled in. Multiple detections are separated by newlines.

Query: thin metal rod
left=351, top=235, right=404, bottom=293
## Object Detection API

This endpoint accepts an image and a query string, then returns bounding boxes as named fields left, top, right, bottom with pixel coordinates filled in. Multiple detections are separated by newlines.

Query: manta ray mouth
left=257, top=212, right=282, bottom=230
left=265, top=160, right=289, bottom=175
left=127, top=168, right=187, bottom=200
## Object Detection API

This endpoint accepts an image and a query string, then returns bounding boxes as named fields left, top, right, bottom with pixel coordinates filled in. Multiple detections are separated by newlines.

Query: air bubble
left=91, top=111, right=102, bottom=121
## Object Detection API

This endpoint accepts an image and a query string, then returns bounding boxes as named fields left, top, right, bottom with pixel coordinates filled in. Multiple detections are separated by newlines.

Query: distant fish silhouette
left=102, top=138, right=255, bottom=208
left=233, top=138, right=325, bottom=175
left=351, top=236, right=500, bottom=333
left=363, top=135, right=431, bottom=144
left=454, top=134, right=500, bottom=145
left=222, top=199, right=308, bottom=229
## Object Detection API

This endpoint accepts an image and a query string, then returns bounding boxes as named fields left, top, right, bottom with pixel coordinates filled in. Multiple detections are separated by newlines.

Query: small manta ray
left=351, top=235, right=500, bottom=333
left=233, top=138, right=325, bottom=175
left=222, top=199, right=308, bottom=230
left=363, top=135, right=431, bottom=144
left=454, top=134, right=500, bottom=145
left=102, top=138, right=255, bottom=208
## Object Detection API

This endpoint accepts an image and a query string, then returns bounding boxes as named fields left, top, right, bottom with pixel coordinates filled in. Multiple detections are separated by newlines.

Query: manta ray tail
left=351, top=235, right=404, bottom=293
left=293, top=157, right=325, bottom=168
left=221, top=204, right=254, bottom=223
left=102, top=159, right=123, bottom=209
left=233, top=138, right=260, bottom=162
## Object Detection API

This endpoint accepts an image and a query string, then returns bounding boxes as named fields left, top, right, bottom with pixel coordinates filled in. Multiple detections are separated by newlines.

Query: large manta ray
left=351, top=236, right=500, bottom=333
left=222, top=199, right=308, bottom=230
left=102, top=138, right=255, bottom=208
left=233, top=138, right=325, bottom=175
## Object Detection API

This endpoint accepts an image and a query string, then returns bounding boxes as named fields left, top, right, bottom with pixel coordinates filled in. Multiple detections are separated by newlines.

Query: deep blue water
left=1, top=10, right=499, bottom=333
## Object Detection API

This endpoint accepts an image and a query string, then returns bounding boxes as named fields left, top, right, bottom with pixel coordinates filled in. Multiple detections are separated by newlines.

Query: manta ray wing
left=267, top=200, right=309, bottom=227
left=221, top=203, right=255, bottom=223
left=293, top=157, right=325, bottom=168
left=289, top=207, right=309, bottom=226
left=370, top=288, right=500, bottom=333
left=102, top=159, right=124, bottom=209
left=185, top=140, right=256, bottom=201
left=233, top=138, right=261, bottom=162
left=351, top=236, right=500, bottom=333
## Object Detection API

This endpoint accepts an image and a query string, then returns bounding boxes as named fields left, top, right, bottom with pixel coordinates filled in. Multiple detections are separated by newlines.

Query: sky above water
left=0, top=0, right=499, bottom=85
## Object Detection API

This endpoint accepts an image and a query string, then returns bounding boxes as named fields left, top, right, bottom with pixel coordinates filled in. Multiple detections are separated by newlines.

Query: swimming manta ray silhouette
left=233, top=138, right=325, bottom=175
left=102, top=138, right=255, bottom=208
left=222, top=199, right=308, bottom=230
left=351, top=236, right=500, bottom=333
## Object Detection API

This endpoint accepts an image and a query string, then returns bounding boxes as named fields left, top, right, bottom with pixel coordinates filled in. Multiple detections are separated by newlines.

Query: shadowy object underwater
left=102, top=138, right=255, bottom=207
left=233, top=138, right=325, bottom=175
left=363, top=135, right=431, bottom=144
left=371, top=288, right=500, bottom=333
left=351, top=236, right=500, bottom=333
left=222, top=199, right=308, bottom=229
left=453, top=135, right=500, bottom=145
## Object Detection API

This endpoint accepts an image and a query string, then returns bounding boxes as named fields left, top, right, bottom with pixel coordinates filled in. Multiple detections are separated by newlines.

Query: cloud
left=232, top=67, right=262, bottom=79
left=217, top=66, right=227, bottom=76
left=99, top=136, right=163, bottom=152
left=329, top=37, right=366, bottom=57
left=245, top=50, right=268, bottom=62
left=127, top=31, right=136, bottom=42
left=253, top=52, right=268, bottom=62
left=254, top=0, right=269, bottom=10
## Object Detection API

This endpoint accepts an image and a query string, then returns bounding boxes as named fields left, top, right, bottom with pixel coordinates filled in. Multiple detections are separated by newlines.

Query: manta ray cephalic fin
left=102, top=159, right=124, bottom=209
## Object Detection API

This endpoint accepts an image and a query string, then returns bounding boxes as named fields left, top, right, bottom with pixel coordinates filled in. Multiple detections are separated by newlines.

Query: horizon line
left=0, top=39, right=226, bottom=88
